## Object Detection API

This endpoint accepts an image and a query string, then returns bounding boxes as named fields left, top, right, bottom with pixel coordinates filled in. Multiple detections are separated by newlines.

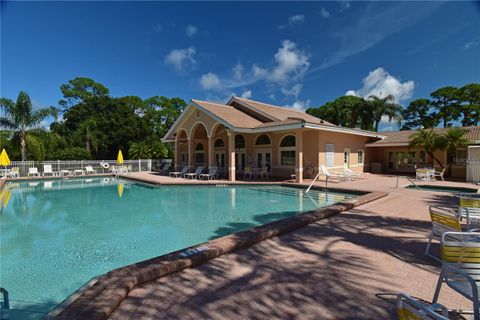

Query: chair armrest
left=443, top=264, right=478, bottom=291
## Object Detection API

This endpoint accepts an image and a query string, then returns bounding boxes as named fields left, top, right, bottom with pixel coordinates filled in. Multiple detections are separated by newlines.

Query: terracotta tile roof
left=254, top=119, right=304, bottom=129
left=192, top=99, right=262, bottom=128
left=232, top=97, right=335, bottom=126
left=370, top=126, right=480, bottom=145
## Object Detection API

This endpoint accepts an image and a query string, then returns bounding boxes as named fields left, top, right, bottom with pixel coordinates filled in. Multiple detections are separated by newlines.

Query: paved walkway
left=110, top=174, right=477, bottom=319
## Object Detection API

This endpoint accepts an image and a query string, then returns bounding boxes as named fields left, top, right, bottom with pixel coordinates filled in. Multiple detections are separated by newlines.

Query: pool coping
left=43, top=181, right=387, bottom=320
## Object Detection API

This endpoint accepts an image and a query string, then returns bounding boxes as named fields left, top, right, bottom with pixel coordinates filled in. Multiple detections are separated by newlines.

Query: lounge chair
left=260, top=167, right=269, bottom=179
left=159, top=162, right=170, bottom=175
left=433, top=168, right=446, bottom=182
left=8, top=167, right=20, bottom=178
left=43, top=164, right=55, bottom=176
left=28, top=167, right=40, bottom=177
left=343, top=164, right=362, bottom=179
left=320, top=165, right=349, bottom=182
left=85, top=166, right=97, bottom=175
left=397, top=293, right=449, bottom=320
left=433, top=231, right=480, bottom=320
left=169, top=166, right=189, bottom=178
left=459, top=193, right=480, bottom=227
left=425, top=205, right=463, bottom=260
left=184, top=166, right=204, bottom=179
left=199, top=167, right=218, bottom=180
left=243, top=167, right=252, bottom=179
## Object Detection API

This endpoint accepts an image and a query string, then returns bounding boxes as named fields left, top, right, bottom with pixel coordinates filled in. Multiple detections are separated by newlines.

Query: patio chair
left=432, top=231, right=480, bottom=320
left=425, top=205, right=463, bottom=260
left=169, top=166, right=189, bottom=178
left=459, top=194, right=480, bottom=227
left=184, top=166, right=204, bottom=179
left=260, top=166, right=269, bottom=179
left=433, top=168, right=446, bottom=182
left=8, top=167, right=19, bottom=178
left=85, top=166, right=97, bottom=175
left=199, top=167, right=218, bottom=180
left=243, top=167, right=252, bottom=179
left=343, top=164, right=362, bottom=179
left=320, top=165, right=349, bottom=182
left=397, top=293, right=449, bottom=320
left=43, top=164, right=55, bottom=176
left=27, top=167, right=40, bottom=177
left=159, top=162, right=170, bottom=175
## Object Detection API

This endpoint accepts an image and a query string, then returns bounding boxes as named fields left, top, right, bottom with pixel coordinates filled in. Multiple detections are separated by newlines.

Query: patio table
left=416, top=168, right=435, bottom=182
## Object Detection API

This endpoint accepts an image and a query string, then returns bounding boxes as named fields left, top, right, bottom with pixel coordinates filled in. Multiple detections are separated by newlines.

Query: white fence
left=6, top=159, right=164, bottom=177
left=467, top=160, right=480, bottom=183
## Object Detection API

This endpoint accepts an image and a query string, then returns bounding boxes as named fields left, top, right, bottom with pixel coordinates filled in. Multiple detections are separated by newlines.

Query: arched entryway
left=191, top=122, right=208, bottom=167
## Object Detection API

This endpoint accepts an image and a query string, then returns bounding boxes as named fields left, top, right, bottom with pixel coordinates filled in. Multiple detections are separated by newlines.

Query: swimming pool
left=0, top=177, right=357, bottom=316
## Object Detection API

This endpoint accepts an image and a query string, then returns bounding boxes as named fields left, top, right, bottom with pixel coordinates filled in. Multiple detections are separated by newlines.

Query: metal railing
left=467, top=160, right=480, bottom=183
left=3, top=159, right=168, bottom=177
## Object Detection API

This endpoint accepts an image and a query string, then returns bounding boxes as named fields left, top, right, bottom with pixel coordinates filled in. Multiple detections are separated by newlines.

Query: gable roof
left=191, top=99, right=262, bottom=128
left=366, top=126, right=480, bottom=147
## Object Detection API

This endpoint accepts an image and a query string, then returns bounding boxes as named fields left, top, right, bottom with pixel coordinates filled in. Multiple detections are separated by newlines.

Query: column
left=174, top=138, right=180, bottom=169
left=295, top=131, right=303, bottom=183
left=188, top=139, right=194, bottom=168
left=208, top=136, right=215, bottom=168
left=228, top=132, right=236, bottom=181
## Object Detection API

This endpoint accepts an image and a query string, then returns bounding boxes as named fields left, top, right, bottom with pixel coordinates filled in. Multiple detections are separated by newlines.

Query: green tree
left=401, top=99, right=438, bottom=130
left=368, top=94, right=403, bottom=132
left=457, top=83, right=480, bottom=126
left=129, top=141, right=151, bottom=159
left=59, top=77, right=109, bottom=110
left=430, top=86, right=460, bottom=128
left=409, top=129, right=445, bottom=168
left=0, top=91, right=57, bottom=161
left=442, top=127, right=471, bottom=160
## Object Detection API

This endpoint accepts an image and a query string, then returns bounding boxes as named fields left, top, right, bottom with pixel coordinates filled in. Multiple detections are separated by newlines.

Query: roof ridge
left=192, top=99, right=233, bottom=108
left=234, top=96, right=305, bottom=114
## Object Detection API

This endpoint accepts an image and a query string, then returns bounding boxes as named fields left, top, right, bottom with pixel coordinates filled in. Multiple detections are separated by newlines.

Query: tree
left=368, top=94, right=403, bottom=132
left=401, top=99, right=438, bottom=130
left=430, top=86, right=460, bottom=128
left=59, top=77, right=109, bottom=110
left=442, top=127, right=471, bottom=161
left=457, top=83, right=480, bottom=126
left=409, top=129, right=445, bottom=168
left=129, top=141, right=151, bottom=159
left=0, top=91, right=57, bottom=161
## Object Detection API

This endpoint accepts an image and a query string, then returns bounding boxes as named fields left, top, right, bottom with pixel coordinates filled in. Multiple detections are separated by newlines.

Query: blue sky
left=1, top=1, right=480, bottom=130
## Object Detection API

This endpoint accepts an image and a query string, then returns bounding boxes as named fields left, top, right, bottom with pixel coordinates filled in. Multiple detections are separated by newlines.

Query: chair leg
left=432, top=269, right=444, bottom=303
left=424, top=232, right=433, bottom=256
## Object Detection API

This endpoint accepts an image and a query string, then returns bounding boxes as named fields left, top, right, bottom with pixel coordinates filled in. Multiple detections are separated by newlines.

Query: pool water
left=0, top=177, right=356, bottom=316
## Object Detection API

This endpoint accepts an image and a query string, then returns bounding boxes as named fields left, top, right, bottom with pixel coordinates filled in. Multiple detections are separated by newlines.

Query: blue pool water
left=0, top=177, right=356, bottom=316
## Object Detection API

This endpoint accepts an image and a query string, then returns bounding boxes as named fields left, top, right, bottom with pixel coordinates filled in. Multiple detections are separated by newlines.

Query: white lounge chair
left=43, top=164, right=55, bottom=176
left=343, top=164, right=362, bottom=179
left=320, top=165, right=349, bottom=182
left=260, top=167, right=269, bottom=179
left=184, top=166, right=204, bottom=179
left=28, top=167, right=40, bottom=177
left=397, top=293, right=449, bottom=320
left=85, top=166, right=97, bottom=175
left=8, top=167, right=20, bottom=178
left=199, top=167, right=218, bottom=180
left=433, top=168, right=446, bottom=181
left=169, top=166, right=190, bottom=178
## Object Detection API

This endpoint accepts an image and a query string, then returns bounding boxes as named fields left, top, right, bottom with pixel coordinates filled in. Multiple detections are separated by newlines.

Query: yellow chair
left=460, top=194, right=480, bottom=227
left=425, top=206, right=463, bottom=260
left=397, top=293, right=448, bottom=320
left=432, top=231, right=480, bottom=320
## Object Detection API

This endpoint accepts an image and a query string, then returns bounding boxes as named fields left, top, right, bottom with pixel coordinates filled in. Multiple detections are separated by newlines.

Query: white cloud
left=339, top=1, right=351, bottom=12
left=164, top=47, right=196, bottom=71
left=240, top=90, right=252, bottom=99
left=269, top=93, right=276, bottom=100
left=269, top=40, right=310, bottom=84
left=286, top=99, right=311, bottom=111
left=463, top=40, right=479, bottom=50
left=320, top=8, right=330, bottom=18
left=152, top=24, right=163, bottom=33
left=279, top=14, right=305, bottom=29
left=233, top=63, right=244, bottom=81
left=200, top=72, right=222, bottom=90
left=281, top=83, right=303, bottom=98
left=346, top=67, right=415, bottom=102
left=185, top=24, right=198, bottom=37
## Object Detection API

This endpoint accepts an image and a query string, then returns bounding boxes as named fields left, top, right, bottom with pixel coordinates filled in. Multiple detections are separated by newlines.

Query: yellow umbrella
left=117, top=183, right=124, bottom=198
left=117, top=150, right=124, bottom=165
left=0, top=149, right=10, bottom=166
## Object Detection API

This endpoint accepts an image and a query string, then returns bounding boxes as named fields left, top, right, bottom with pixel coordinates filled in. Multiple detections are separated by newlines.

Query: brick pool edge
left=46, top=187, right=388, bottom=320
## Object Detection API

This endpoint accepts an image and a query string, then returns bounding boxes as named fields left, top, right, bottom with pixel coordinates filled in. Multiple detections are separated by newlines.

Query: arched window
left=214, top=138, right=225, bottom=148
left=255, top=134, right=271, bottom=146
left=279, top=135, right=296, bottom=166
left=235, top=134, right=245, bottom=149
left=194, top=143, right=205, bottom=164
left=280, top=135, right=296, bottom=147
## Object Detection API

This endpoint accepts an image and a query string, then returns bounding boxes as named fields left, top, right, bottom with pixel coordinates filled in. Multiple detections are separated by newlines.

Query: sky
left=1, top=1, right=480, bottom=131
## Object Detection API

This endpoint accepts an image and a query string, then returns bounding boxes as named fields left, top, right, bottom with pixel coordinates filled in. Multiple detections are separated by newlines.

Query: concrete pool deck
left=106, top=173, right=477, bottom=319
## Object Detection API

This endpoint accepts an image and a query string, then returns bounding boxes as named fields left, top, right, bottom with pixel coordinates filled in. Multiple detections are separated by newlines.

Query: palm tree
left=368, top=94, right=403, bottom=132
left=0, top=91, right=57, bottom=161
left=442, top=127, right=471, bottom=162
left=409, top=129, right=445, bottom=168
left=129, top=141, right=151, bottom=159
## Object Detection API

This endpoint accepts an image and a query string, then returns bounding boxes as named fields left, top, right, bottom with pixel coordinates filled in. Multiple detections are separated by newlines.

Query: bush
left=50, top=147, right=92, bottom=160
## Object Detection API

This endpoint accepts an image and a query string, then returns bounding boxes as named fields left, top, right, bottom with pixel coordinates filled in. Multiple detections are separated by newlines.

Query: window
left=419, top=150, right=426, bottom=165
left=255, top=134, right=271, bottom=146
left=235, top=135, right=245, bottom=149
left=344, top=149, right=350, bottom=166
left=326, top=144, right=335, bottom=167
left=281, top=151, right=296, bottom=166
left=455, top=149, right=467, bottom=164
left=280, top=135, right=296, bottom=147
left=194, top=143, right=204, bottom=164
left=196, top=110, right=200, bottom=119
left=214, top=138, right=224, bottom=148
left=357, top=150, right=364, bottom=164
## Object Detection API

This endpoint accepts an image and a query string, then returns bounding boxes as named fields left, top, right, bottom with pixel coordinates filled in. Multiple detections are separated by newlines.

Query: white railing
left=4, top=159, right=163, bottom=177
left=467, top=160, right=480, bottom=183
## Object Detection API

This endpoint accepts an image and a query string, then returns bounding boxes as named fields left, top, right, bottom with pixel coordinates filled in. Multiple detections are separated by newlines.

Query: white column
left=228, top=132, right=236, bottom=181
left=208, top=136, right=215, bottom=168
left=295, top=131, right=303, bottom=183
left=174, top=138, right=180, bottom=169
left=188, top=139, right=194, bottom=168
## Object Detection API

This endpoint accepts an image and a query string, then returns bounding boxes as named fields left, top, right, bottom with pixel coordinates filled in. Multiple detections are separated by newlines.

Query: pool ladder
left=396, top=176, right=421, bottom=190
left=0, top=287, right=9, bottom=309
left=306, top=171, right=323, bottom=194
